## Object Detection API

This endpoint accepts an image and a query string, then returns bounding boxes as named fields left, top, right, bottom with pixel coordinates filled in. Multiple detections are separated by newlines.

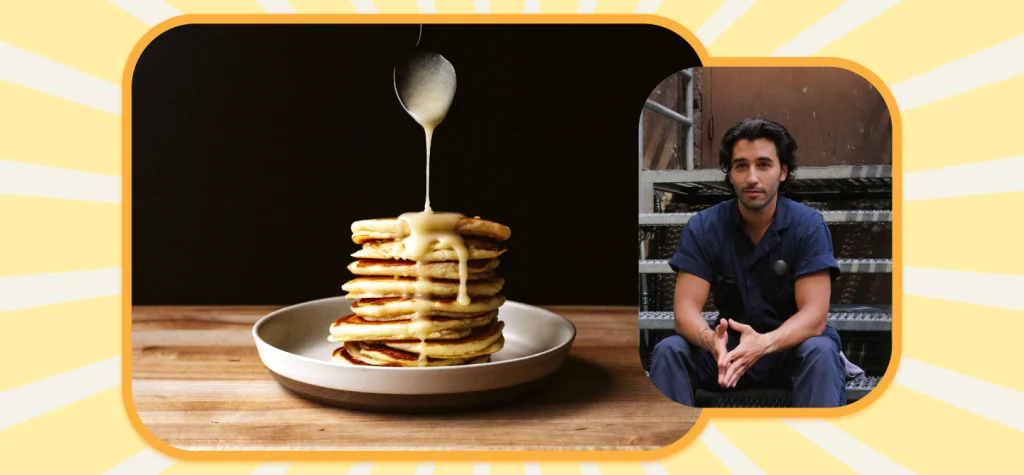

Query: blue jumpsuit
left=648, top=196, right=847, bottom=407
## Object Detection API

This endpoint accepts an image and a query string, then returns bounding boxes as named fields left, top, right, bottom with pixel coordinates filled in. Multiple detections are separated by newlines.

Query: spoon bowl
left=393, top=50, right=457, bottom=127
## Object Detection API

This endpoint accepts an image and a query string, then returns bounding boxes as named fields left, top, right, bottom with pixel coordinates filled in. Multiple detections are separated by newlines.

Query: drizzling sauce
left=393, top=51, right=463, bottom=366
left=395, top=211, right=470, bottom=305
left=395, top=51, right=456, bottom=213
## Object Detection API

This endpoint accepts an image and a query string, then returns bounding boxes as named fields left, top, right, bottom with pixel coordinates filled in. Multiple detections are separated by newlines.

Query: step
left=639, top=258, right=892, bottom=274
left=641, top=165, right=891, bottom=184
left=846, top=375, right=881, bottom=400
left=639, top=309, right=891, bottom=331
left=639, top=209, right=891, bottom=226
left=692, top=376, right=881, bottom=407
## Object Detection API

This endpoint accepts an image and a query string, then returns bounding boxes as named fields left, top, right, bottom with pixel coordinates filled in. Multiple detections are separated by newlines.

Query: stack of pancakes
left=330, top=215, right=512, bottom=367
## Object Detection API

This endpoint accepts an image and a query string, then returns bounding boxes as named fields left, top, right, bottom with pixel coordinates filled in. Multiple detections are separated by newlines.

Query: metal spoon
left=393, top=47, right=456, bottom=212
left=393, top=49, right=457, bottom=129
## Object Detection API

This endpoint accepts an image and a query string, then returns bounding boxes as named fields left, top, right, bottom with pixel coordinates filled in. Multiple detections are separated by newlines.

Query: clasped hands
left=701, top=318, right=770, bottom=388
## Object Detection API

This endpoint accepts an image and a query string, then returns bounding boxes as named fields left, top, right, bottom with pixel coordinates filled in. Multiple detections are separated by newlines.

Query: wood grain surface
left=131, top=305, right=700, bottom=451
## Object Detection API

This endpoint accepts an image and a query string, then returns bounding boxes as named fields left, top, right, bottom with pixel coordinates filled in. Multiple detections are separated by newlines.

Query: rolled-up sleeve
left=668, top=214, right=714, bottom=283
left=796, top=215, right=841, bottom=280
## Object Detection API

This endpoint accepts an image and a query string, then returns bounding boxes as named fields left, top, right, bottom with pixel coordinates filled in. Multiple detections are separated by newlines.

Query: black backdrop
left=131, top=23, right=700, bottom=306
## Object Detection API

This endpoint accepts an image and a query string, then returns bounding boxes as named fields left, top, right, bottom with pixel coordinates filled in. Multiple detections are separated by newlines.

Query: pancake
left=351, top=216, right=511, bottom=244
left=334, top=212, right=509, bottom=368
left=347, top=258, right=499, bottom=280
left=342, top=276, right=505, bottom=300
left=332, top=345, right=383, bottom=366
left=334, top=344, right=492, bottom=367
left=334, top=344, right=477, bottom=367
left=355, top=342, right=499, bottom=366
left=328, top=311, right=497, bottom=342
left=352, top=237, right=507, bottom=261
left=383, top=320, right=505, bottom=359
left=350, top=295, right=507, bottom=319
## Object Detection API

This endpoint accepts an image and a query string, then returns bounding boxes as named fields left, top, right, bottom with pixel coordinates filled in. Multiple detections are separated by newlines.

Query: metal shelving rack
left=637, top=70, right=892, bottom=406
left=638, top=68, right=694, bottom=314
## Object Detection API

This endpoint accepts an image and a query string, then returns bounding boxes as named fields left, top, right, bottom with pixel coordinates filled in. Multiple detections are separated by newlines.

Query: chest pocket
left=711, top=266, right=742, bottom=315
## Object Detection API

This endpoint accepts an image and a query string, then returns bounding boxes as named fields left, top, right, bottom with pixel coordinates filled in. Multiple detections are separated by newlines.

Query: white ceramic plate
left=253, top=296, right=576, bottom=412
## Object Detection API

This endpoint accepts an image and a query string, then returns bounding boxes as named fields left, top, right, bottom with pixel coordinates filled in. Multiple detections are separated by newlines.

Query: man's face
left=728, top=138, right=788, bottom=212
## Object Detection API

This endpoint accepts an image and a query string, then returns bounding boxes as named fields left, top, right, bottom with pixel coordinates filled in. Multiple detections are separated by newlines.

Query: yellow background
left=2, top=0, right=1022, bottom=473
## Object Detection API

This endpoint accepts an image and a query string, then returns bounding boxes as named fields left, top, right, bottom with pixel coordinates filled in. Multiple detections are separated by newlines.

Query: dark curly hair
left=718, top=118, right=799, bottom=192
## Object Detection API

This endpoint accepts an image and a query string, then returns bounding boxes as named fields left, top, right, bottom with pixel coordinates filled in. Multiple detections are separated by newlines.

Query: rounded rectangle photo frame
left=120, top=13, right=900, bottom=462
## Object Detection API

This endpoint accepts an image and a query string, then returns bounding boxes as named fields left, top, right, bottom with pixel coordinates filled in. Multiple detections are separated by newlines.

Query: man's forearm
left=671, top=271, right=714, bottom=351
left=674, top=306, right=712, bottom=351
left=762, top=307, right=827, bottom=354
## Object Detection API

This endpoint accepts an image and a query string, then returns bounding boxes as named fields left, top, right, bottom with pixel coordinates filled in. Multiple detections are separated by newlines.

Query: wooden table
left=131, top=306, right=699, bottom=451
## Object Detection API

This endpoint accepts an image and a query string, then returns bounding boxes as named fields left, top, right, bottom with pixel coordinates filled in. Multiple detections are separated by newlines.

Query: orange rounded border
left=120, top=13, right=902, bottom=462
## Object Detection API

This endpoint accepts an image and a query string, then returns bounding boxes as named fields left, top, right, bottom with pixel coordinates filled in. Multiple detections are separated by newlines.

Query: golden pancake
left=336, top=343, right=471, bottom=367
left=348, top=343, right=462, bottom=366
left=350, top=295, right=507, bottom=319
left=356, top=343, right=497, bottom=367
left=351, top=216, right=511, bottom=244
left=342, top=276, right=505, bottom=300
left=336, top=211, right=509, bottom=368
left=352, top=237, right=507, bottom=261
left=331, top=346, right=364, bottom=365
left=332, top=346, right=398, bottom=366
left=335, top=344, right=492, bottom=367
left=383, top=320, right=505, bottom=358
left=328, top=311, right=496, bottom=342
left=347, top=258, right=499, bottom=280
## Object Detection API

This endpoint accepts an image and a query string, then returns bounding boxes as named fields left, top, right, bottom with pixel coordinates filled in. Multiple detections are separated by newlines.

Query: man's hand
left=710, top=319, right=729, bottom=384
left=721, top=320, right=771, bottom=388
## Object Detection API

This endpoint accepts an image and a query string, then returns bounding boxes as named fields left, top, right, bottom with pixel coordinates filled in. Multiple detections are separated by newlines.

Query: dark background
left=131, top=23, right=701, bottom=306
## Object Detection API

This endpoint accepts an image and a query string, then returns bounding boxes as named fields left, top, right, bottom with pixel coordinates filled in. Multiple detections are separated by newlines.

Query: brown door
left=699, top=67, right=893, bottom=170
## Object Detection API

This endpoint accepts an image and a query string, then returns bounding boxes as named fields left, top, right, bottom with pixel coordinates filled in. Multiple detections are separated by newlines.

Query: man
left=648, top=118, right=846, bottom=408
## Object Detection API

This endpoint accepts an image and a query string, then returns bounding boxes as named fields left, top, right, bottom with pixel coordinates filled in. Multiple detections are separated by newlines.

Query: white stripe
left=892, top=34, right=1024, bottom=111
left=255, top=0, right=296, bottom=13
left=904, top=155, right=1024, bottom=201
left=417, top=0, right=436, bottom=13
left=577, top=0, right=597, bottom=13
left=580, top=462, right=600, bottom=475
left=108, top=0, right=180, bottom=26
left=524, top=0, right=540, bottom=13
left=348, top=463, right=375, bottom=475
left=904, top=267, right=1024, bottom=312
left=414, top=462, right=435, bottom=475
left=0, top=269, right=121, bottom=313
left=696, top=0, right=758, bottom=46
left=0, top=159, right=120, bottom=203
left=784, top=419, right=914, bottom=474
left=472, top=462, right=489, bottom=475
left=770, top=0, right=902, bottom=57
left=635, top=0, right=663, bottom=13
left=474, top=0, right=489, bottom=13
left=640, top=462, right=668, bottom=475
left=699, top=423, right=765, bottom=475
left=102, top=448, right=175, bottom=475
left=0, top=356, right=120, bottom=430
left=0, top=42, right=120, bottom=115
left=898, top=357, right=1024, bottom=431
left=350, top=0, right=378, bottom=13
left=251, top=462, right=292, bottom=475
left=524, top=462, right=541, bottom=475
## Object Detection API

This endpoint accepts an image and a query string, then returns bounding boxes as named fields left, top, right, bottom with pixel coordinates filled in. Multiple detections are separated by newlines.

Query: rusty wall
left=698, top=67, right=892, bottom=169
left=693, top=68, right=703, bottom=168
